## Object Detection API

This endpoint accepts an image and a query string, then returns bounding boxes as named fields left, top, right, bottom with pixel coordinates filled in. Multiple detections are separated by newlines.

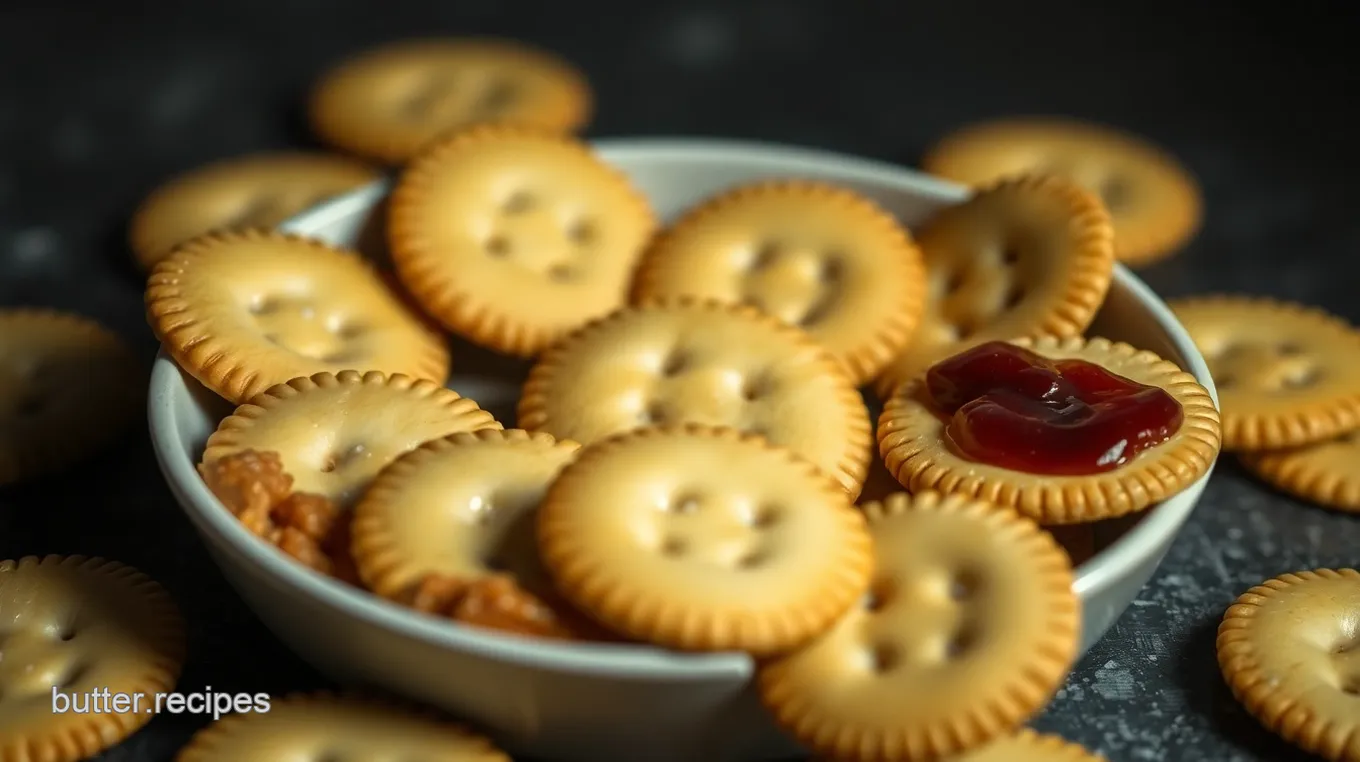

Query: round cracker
left=874, top=175, right=1114, bottom=398
left=537, top=424, right=873, bottom=655
left=0, top=310, right=142, bottom=485
left=352, top=428, right=589, bottom=639
left=889, top=729, right=1109, bottom=762
left=878, top=335, right=1222, bottom=524
left=631, top=180, right=927, bottom=385
left=759, top=491, right=1079, bottom=761
left=923, top=117, right=1201, bottom=267
left=128, top=152, right=378, bottom=269
left=0, top=556, right=185, bottom=762
left=308, top=37, right=591, bottom=165
left=176, top=691, right=509, bottom=762
left=387, top=124, right=656, bottom=357
left=146, top=229, right=450, bottom=405
left=201, top=370, right=500, bottom=510
left=1217, top=569, right=1360, bottom=762
left=1240, top=430, right=1360, bottom=512
left=1169, top=295, right=1360, bottom=451
left=517, top=298, right=872, bottom=497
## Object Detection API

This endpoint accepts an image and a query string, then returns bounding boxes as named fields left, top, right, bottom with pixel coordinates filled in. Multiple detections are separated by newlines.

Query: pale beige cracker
left=518, top=298, right=872, bottom=497
left=387, top=124, right=656, bottom=356
left=924, top=117, right=1202, bottom=266
left=0, top=556, right=185, bottom=762
left=1240, top=430, right=1360, bottom=513
left=759, top=491, right=1079, bottom=761
left=200, top=370, right=500, bottom=510
left=631, top=180, right=927, bottom=385
left=875, top=174, right=1114, bottom=398
left=536, top=424, right=873, bottom=655
left=308, top=37, right=591, bottom=164
left=1218, top=569, right=1360, bottom=761
left=1170, top=295, right=1360, bottom=451
left=128, top=152, right=378, bottom=268
left=146, top=229, right=450, bottom=404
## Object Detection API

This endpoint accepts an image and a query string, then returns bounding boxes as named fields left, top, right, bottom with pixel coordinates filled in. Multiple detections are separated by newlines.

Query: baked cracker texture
left=879, top=335, right=1221, bottom=524
left=923, top=117, right=1201, bottom=267
left=0, top=556, right=185, bottom=762
left=874, top=174, right=1114, bottom=398
left=1170, top=295, right=1360, bottom=451
left=145, top=229, right=450, bottom=405
left=631, top=179, right=927, bottom=386
left=536, top=424, right=873, bottom=655
left=518, top=297, right=872, bottom=497
left=759, top=491, right=1079, bottom=762
left=200, top=370, right=500, bottom=509
left=1217, top=569, right=1360, bottom=761
left=387, top=124, right=656, bottom=357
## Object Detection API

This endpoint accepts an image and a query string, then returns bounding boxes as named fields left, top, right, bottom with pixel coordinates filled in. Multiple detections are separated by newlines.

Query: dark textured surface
left=1, top=1, right=1357, bottom=760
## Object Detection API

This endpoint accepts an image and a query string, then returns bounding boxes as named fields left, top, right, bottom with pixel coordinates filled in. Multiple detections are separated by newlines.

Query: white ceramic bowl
left=148, top=138, right=1218, bottom=762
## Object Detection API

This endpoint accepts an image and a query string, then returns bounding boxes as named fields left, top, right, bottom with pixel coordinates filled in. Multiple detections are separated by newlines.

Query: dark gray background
left=1, top=1, right=1356, bottom=760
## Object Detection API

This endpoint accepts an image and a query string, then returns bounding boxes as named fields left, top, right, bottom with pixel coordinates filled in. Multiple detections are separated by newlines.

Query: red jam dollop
left=925, top=341, right=1183, bottom=475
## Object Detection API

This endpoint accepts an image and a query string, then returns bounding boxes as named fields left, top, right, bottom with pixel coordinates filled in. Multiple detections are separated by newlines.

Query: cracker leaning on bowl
left=147, top=133, right=1222, bottom=762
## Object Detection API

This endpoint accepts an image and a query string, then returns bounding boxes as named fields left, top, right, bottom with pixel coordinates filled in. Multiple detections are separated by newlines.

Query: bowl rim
left=148, top=135, right=1218, bottom=680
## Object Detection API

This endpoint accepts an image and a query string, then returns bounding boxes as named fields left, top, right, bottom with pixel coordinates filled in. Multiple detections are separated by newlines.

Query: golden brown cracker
left=146, top=229, right=450, bottom=404
left=1240, top=430, right=1360, bottom=512
left=387, top=124, right=656, bottom=356
left=631, top=180, right=927, bottom=385
left=308, top=38, right=591, bottom=164
left=536, top=424, right=873, bottom=655
left=924, top=117, right=1201, bottom=266
left=200, top=370, right=500, bottom=510
left=351, top=428, right=588, bottom=639
left=0, top=556, right=185, bottom=762
left=128, top=152, right=378, bottom=268
left=878, top=336, right=1222, bottom=524
left=875, top=175, right=1115, bottom=398
left=1217, top=569, right=1360, bottom=762
left=518, top=298, right=872, bottom=497
left=176, top=692, right=510, bottom=762
left=758, top=491, right=1079, bottom=761
left=0, top=310, right=142, bottom=485
left=1170, top=295, right=1360, bottom=451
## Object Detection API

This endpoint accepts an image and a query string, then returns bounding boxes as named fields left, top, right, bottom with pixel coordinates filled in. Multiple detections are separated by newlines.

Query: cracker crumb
left=404, top=572, right=582, bottom=641
left=201, top=449, right=358, bottom=583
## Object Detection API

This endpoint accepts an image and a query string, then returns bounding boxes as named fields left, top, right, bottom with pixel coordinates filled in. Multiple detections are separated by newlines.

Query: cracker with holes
left=0, top=310, right=142, bottom=485
left=1170, top=295, right=1360, bottom=451
left=387, top=125, right=656, bottom=356
left=536, top=425, right=873, bottom=655
left=128, top=152, right=379, bottom=269
left=176, top=692, right=511, bottom=762
left=308, top=38, right=591, bottom=165
left=878, top=337, right=1221, bottom=524
left=146, top=230, right=450, bottom=404
left=1240, top=430, right=1360, bottom=513
left=758, top=491, right=1079, bottom=761
left=1217, top=569, right=1360, bottom=762
left=923, top=117, right=1201, bottom=267
left=631, top=180, right=927, bottom=385
left=518, top=298, right=872, bottom=497
left=875, top=175, right=1115, bottom=398
left=351, top=429, right=599, bottom=640
left=0, top=556, right=185, bottom=761
left=200, top=371, right=500, bottom=514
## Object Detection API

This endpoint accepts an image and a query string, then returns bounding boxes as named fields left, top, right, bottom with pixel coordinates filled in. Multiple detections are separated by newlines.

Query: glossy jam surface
left=925, top=341, right=1184, bottom=475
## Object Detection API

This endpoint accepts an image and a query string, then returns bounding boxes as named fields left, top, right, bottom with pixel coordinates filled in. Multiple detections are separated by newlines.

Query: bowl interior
left=150, top=137, right=1217, bottom=677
